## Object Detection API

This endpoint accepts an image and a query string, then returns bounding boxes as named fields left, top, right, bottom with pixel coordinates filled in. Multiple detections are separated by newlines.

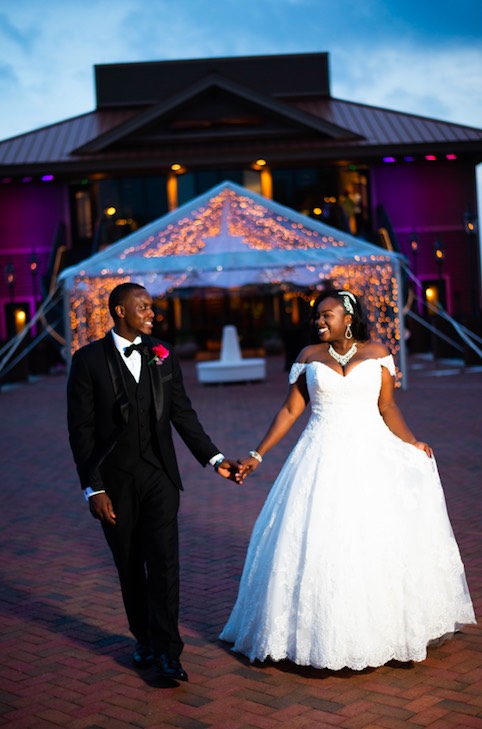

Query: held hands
left=215, top=459, right=245, bottom=484
left=215, top=456, right=262, bottom=484
left=215, top=455, right=262, bottom=484
left=237, top=456, right=261, bottom=480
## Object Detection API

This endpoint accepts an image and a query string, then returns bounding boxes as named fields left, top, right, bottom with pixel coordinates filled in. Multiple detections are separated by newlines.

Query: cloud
left=0, top=0, right=480, bottom=140
left=332, top=45, right=482, bottom=127
left=0, top=62, right=18, bottom=87
left=0, top=11, right=36, bottom=51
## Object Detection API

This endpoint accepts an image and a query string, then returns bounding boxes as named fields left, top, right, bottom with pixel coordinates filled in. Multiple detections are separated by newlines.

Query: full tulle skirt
left=219, top=362, right=476, bottom=670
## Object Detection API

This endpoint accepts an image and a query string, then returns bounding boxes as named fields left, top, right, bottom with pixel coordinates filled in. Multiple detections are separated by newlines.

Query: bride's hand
left=237, top=456, right=260, bottom=477
left=414, top=441, right=433, bottom=458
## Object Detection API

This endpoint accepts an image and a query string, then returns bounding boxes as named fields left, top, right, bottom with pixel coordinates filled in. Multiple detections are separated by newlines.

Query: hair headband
left=337, top=290, right=356, bottom=314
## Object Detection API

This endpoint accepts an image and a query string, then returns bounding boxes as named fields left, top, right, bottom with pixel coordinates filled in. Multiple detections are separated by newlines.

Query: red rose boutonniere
left=148, top=344, right=169, bottom=366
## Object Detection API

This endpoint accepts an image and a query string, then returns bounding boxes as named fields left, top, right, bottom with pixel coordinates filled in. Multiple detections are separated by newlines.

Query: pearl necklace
left=328, top=342, right=357, bottom=367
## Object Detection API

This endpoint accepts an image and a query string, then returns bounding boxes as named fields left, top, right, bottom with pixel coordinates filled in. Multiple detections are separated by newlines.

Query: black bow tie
left=124, top=342, right=149, bottom=358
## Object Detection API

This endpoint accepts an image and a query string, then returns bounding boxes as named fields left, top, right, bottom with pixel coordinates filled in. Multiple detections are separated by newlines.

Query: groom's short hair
left=108, top=283, right=145, bottom=320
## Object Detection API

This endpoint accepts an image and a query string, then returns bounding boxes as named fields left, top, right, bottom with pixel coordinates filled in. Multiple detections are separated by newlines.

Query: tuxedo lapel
left=102, top=333, right=165, bottom=423
left=103, top=334, right=130, bottom=424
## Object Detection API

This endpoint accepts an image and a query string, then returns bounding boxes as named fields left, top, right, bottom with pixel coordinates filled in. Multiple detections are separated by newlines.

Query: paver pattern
left=0, top=355, right=481, bottom=728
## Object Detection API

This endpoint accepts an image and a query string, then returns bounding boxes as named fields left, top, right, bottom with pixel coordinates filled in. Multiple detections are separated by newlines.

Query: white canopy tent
left=59, top=181, right=406, bottom=380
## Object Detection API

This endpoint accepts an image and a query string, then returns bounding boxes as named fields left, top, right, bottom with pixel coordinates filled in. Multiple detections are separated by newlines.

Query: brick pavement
left=0, top=355, right=481, bottom=729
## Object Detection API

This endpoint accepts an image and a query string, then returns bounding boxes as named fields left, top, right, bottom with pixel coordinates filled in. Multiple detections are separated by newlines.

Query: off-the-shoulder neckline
left=292, top=356, right=394, bottom=379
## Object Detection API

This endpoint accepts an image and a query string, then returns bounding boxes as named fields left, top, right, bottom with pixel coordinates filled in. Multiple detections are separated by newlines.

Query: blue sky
left=0, top=0, right=481, bottom=141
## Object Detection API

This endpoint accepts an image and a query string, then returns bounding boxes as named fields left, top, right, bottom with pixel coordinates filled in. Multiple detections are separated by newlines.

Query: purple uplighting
left=41, top=174, right=55, bottom=182
left=383, top=156, right=396, bottom=163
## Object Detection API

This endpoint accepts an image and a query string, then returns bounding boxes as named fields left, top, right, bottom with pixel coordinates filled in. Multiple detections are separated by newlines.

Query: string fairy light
left=68, top=189, right=401, bottom=380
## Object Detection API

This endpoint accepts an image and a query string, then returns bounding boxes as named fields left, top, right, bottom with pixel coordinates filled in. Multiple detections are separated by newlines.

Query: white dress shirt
left=111, top=328, right=143, bottom=383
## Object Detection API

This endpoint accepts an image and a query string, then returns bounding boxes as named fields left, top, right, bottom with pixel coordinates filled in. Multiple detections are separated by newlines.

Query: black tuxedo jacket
left=67, top=333, right=220, bottom=491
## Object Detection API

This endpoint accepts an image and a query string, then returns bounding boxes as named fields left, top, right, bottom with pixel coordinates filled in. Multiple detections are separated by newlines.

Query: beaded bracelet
left=249, top=450, right=263, bottom=463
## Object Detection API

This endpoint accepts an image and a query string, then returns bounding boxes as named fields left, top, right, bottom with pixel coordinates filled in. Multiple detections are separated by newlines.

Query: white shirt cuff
left=209, top=453, right=225, bottom=468
left=84, top=487, right=106, bottom=502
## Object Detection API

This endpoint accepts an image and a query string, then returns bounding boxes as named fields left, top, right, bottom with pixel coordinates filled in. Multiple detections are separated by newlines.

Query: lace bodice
left=289, top=356, right=395, bottom=428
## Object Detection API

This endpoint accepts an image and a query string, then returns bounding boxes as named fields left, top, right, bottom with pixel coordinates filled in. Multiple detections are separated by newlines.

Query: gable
left=74, top=75, right=358, bottom=155
left=115, top=87, right=328, bottom=146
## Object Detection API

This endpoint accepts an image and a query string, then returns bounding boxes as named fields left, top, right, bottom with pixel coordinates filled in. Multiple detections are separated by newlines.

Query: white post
left=62, top=280, right=73, bottom=368
left=395, top=262, right=408, bottom=390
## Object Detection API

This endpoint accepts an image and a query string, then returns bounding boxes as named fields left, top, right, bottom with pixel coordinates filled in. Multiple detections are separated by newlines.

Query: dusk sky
left=0, top=0, right=481, bottom=142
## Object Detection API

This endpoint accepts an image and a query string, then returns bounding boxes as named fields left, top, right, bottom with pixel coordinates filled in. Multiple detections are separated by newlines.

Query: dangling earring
left=345, top=323, right=353, bottom=340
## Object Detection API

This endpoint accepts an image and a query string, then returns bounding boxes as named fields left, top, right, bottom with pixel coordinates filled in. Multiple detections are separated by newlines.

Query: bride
left=220, top=289, right=475, bottom=670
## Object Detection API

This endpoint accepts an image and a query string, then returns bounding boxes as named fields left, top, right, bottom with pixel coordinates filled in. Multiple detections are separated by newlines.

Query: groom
left=67, top=283, right=239, bottom=682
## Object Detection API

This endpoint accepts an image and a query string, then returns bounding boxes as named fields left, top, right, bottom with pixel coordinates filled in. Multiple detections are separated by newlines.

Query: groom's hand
left=215, top=459, right=245, bottom=484
left=89, top=492, right=116, bottom=524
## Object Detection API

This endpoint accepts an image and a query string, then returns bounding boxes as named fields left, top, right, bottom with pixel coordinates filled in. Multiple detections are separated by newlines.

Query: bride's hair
left=311, top=288, right=370, bottom=341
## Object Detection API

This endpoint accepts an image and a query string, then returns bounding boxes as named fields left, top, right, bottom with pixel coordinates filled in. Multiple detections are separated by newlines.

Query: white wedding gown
left=219, top=356, right=476, bottom=670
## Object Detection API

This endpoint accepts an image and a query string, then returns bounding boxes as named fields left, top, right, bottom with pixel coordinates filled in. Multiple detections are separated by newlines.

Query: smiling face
left=315, top=296, right=352, bottom=342
left=114, top=287, right=154, bottom=341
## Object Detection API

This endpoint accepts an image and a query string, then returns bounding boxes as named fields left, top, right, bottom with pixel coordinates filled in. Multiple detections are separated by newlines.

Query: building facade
left=0, top=52, right=481, bottom=345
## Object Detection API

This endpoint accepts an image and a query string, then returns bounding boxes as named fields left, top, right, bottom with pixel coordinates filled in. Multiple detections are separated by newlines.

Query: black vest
left=108, top=358, right=162, bottom=472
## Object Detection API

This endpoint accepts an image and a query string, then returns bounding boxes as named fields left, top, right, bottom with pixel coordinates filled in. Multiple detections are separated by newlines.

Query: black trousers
left=101, top=460, right=183, bottom=658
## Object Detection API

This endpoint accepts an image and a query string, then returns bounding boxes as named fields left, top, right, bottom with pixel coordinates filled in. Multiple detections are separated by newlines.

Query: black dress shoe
left=132, top=643, right=154, bottom=668
left=154, top=653, right=188, bottom=681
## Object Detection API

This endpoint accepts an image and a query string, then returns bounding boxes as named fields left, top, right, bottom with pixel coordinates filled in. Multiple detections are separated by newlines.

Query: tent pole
left=62, top=281, right=73, bottom=368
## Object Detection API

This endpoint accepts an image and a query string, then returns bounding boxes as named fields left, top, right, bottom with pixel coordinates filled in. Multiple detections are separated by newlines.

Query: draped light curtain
left=60, top=181, right=404, bottom=378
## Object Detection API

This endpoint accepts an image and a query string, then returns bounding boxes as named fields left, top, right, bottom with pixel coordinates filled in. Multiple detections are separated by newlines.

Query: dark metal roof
left=0, top=110, right=136, bottom=169
left=1, top=89, right=481, bottom=174
left=294, top=97, right=482, bottom=147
